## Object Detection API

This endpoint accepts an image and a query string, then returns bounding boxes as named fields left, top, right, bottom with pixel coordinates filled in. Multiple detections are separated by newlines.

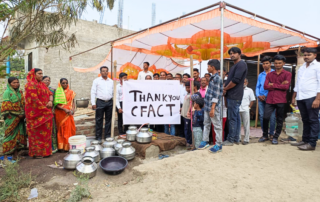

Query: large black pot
left=99, top=156, right=128, bottom=175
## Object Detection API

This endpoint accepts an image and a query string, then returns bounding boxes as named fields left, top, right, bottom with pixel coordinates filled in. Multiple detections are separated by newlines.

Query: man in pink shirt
left=199, top=77, right=208, bottom=98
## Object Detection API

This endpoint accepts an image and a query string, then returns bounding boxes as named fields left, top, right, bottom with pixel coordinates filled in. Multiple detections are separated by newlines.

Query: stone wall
left=24, top=20, right=135, bottom=101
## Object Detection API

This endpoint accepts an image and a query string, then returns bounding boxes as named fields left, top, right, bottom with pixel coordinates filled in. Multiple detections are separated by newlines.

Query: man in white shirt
left=137, top=62, right=153, bottom=80
left=239, top=78, right=255, bottom=145
left=116, top=73, right=128, bottom=135
left=292, top=48, right=320, bottom=151
left=91, top=66, right=114, bottom=141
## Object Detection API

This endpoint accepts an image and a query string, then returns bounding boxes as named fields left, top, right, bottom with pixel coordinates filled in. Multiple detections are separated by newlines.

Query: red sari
left=25, top=69, right=53, bottom=157
left=55, top=84, right=76, bottom=151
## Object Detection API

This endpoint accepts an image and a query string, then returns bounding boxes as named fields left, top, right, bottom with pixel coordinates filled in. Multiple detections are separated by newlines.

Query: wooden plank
left=111, top=61, right=117, bottom=137
left=255, top=54, right=260, bottom=128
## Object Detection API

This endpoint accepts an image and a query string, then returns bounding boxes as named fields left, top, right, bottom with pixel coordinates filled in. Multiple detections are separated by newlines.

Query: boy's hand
left=209, top=109, right=215, bottom=117
left=187, top=112, right=191, bottom=118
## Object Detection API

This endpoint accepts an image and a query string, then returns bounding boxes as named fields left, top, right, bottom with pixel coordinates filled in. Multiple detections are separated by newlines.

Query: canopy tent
left=73, top=2, right=318, bottom=78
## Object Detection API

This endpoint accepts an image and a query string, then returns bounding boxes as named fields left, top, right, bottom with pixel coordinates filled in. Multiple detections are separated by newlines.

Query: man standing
left=199, top=77, right=208, bottom=98
left=260, top=55, right=291, bottom=144
left=193, top=68, right=201, bottom=82
left=205, top=73, right=211, bottom=80
left=91, top=66, right=114, bottom=141
left=138, top=62, right=153, bottom=80
left=175, top=73, right=187, bottom=137
left=256, top=56, right=277, bottom=141
left=223, top=47, right=248, bottom=146
left=239, top=78, right=255, bottom=145
left=167, top=73, right=173, bottom=80
left=160, top=71, right=167, bottom=80
left=153, top=73, right=160, bottom=80
left=291, top=48, right=320, bottom=150
left=116, top=73, right=128, bottom=135
left=198, top=59, right=223, bottom=152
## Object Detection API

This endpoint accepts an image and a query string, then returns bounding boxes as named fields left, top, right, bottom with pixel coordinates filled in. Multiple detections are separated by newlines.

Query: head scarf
left=54, top=83, right=67, bottom=106
left=3, top=82, right=21, bottom=103
left=1, top=82, right=24, bottom=116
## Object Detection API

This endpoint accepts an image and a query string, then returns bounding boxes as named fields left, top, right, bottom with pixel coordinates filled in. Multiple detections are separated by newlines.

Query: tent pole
left=111, top=45, right=113, bottom=79
left=219, top=2, right=225, bottom=142
left=190, top=55, right=195, bottom=149
left=255, top=55, right=261, bottom=128
left=111, top=61, right=117, bottom=138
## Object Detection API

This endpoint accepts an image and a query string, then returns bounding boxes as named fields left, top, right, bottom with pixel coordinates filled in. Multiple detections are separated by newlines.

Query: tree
left=0, top=0, right=115, bottom=62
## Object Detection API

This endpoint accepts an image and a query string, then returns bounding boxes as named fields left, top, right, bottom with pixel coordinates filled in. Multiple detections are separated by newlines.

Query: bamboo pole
left=111, top=61, right=117, bottom=137
left=190, top=55, right=195, bottom=149
left=255, top=55, right=260, bottom=128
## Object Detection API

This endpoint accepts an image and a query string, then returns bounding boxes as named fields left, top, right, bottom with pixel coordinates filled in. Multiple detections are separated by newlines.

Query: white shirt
left=91, top=77, right=114, bottom=105
left=239, top=87, right=255, bottom=112
left=116, top=83, right=123, bottom=109
left=137, top=71, right=153, bottom=80
left=294, top=60, right=320, bottom=100
left=222, top=97, right=227, bottom=118
left=180, top=83, right=187, bottom=104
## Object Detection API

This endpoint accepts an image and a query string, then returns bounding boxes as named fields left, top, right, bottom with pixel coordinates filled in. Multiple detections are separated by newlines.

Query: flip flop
left=158, top=154, right=169, bottom=160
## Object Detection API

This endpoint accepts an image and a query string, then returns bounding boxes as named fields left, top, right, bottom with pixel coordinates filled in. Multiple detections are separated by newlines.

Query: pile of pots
left=126, top=126, right=153, bottom=144
left=63, top=137, right=136, bottom=178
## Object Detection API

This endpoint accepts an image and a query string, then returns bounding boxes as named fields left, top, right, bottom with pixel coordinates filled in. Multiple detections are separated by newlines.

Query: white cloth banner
left=123, top=80, right=181, bottom=124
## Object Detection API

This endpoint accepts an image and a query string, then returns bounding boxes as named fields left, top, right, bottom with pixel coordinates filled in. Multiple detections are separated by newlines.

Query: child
left=191, top=95, right=204, bottom=149
left=116, top=72, right=128, bottom=135
left=181, top=82, right=192, bottom=148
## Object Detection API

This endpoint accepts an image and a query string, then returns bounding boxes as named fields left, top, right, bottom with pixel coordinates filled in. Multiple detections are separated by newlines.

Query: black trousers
left=116, top=102, right=128, bottom=134
left=263, top=103, right=285, bottom=139
left=95, top=99, right=113, bottom=140
left=176, top=104, right=184, bottom=137
left=297, top=97, right=319, bottom=147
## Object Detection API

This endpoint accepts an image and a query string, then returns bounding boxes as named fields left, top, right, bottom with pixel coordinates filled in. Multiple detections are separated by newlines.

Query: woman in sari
left=25, top=68, right=53, bottom=158
left=1, top=77, right=27, bottom=159
left=55, top=78, right=76, bottom=151
left=42, top=76, right=58, bottom=153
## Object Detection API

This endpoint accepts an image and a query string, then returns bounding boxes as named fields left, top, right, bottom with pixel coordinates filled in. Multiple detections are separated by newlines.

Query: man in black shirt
left=223, top=47, right=248, bottom=146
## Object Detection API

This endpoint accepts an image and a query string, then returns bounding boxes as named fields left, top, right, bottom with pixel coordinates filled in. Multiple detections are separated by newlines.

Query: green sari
left=0, top=84, right=27, bottom=155
left=49, top=87, right=58, bottom=153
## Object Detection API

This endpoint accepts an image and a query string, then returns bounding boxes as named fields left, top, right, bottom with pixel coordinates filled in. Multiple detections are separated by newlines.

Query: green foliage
left=0, top=160, right=32, bottom=201
left=0, top=123, right=4, bottom=146
left=67, top=174, right=91, bottom=202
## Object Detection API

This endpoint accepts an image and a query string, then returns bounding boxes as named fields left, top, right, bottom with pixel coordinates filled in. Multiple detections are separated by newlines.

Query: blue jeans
left=183, top=118, right=192, bottom=144
left=227, top=98, right=242, bottom=143
left=164, top=125, right=176, bottom=136
left=258, top=100, right=275, bottom=136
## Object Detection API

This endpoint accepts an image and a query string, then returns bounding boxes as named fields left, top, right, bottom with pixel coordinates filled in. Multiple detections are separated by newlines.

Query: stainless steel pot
left=101, top=144, right=116, bottom=159
left=118, top=141, right=136, bottom=160
left=126, top=126, right=138, bottom=142
left=83, top=146, right=100, bottom=162
left=114, top=139, right=125, bottom=153
left=76, top=156, right=98, bottom=179
left=91, top=140, right=103, bottom=158
left=102, top=137, right=117, bottom=148
left=76, top=98, right=90, bottom=108
left=63, top=149, right=82, bottom=170
left=136, top=128, right=152, bottom=144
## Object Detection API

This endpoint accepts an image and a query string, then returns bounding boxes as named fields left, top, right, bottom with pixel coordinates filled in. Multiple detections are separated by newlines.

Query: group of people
left=1, top=69, right=76, bottom=159
left=2, top=47, right=319, bottom=159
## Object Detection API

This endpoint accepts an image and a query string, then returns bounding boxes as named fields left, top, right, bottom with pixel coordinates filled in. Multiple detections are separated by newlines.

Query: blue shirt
left=193, top=108, right=204, bottom=129
left=204, top=73, right=223, bottom=112
left=255, top=69, right=275, bottom=97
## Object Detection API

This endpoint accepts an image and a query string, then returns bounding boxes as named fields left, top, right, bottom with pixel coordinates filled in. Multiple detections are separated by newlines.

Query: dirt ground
left=2, top=138, right=320, bottom=202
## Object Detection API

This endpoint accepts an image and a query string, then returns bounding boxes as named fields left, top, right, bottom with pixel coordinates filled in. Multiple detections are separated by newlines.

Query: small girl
left=191, top=95, right=204, bottom=149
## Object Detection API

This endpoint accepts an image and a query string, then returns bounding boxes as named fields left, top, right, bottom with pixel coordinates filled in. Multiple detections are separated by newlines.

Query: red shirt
left=264, top=69, right=291, bottom=104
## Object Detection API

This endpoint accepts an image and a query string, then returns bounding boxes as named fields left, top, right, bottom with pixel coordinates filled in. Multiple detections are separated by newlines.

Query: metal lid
left=69, top=149, right=81, bottom=154
left=140, top=128, right=148, bottom=132
left=85, top=146, right=95, bottom=152
left=117, top=139, right=125, bottom=143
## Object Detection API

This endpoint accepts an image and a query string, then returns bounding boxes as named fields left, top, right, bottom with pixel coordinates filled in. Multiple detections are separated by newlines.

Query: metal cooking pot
left=118, top=141, right=136, bottom=160
left=114, top=139, right=125, bottom=153
left=76, top=156, right=98, bottom=179
left=76, top=98, right=89, bottom=108
left=102, top=137, right=117, bottom=148
left=100, top=144, right=116, bottom=159
left=136, top=128, right=152, bottom=144
left=91, top=140, right=103, bottom=158
left=83, top=146, right=100, bottom=163
left=63, top=149, right=82, bottom=170
left=126, top=126, right=138, bottom=142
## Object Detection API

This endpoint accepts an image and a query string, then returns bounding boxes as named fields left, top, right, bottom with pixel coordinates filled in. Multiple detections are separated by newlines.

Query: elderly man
left=91, top=66, right=114, bottom=140
left=199, top=77, right=208, bottom=98
left=160, top=71, right=167, bottom=80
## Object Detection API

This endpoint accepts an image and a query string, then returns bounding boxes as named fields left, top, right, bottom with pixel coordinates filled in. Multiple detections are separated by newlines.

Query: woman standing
left=42, top=76, right=58, bottom=153
left=1, top=77, right=27, bottom=159
left=55, top=78, right=76, bottom=151
left=25, top=68, right=53, bottom=158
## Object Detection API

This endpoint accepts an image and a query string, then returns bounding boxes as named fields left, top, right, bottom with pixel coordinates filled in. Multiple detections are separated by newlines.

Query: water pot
left=76, top=156, right=98, bottom=179
left=136, top=128, right=152, bottom=144
left=118, top=141, right=136, bottom=160
left=100, top=144, right=116, bottom=159
left=83, top=146, right=100, bottom=163
left=63, top=149, right=82, bottom=170
left=114, top=139, right=125, bottom=153
left=102, top=137, right=117, bottom=148
left=126, top=126, right=138, bottom=142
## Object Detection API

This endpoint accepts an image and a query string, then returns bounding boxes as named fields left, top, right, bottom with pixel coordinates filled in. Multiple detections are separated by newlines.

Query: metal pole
left=255, top=55, right=260, bottom=128
left=219, top=2, right=225, bottom=137
left=111, top=61, right=117, bottom=137
left=190, top=55, right=195, bottom=149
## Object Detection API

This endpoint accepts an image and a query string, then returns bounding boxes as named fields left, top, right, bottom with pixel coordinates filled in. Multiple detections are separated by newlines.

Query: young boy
left=199, top=59, right=223, bottom=153
left=116, top=72, right=128, bottom=135
left=181, top=82, right=192, bottom=147
left=191, top=95, right=205, bottom=149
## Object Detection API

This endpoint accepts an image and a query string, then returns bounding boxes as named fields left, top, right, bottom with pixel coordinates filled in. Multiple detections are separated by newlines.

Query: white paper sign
left=123, top=80, right=181, bottom=125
